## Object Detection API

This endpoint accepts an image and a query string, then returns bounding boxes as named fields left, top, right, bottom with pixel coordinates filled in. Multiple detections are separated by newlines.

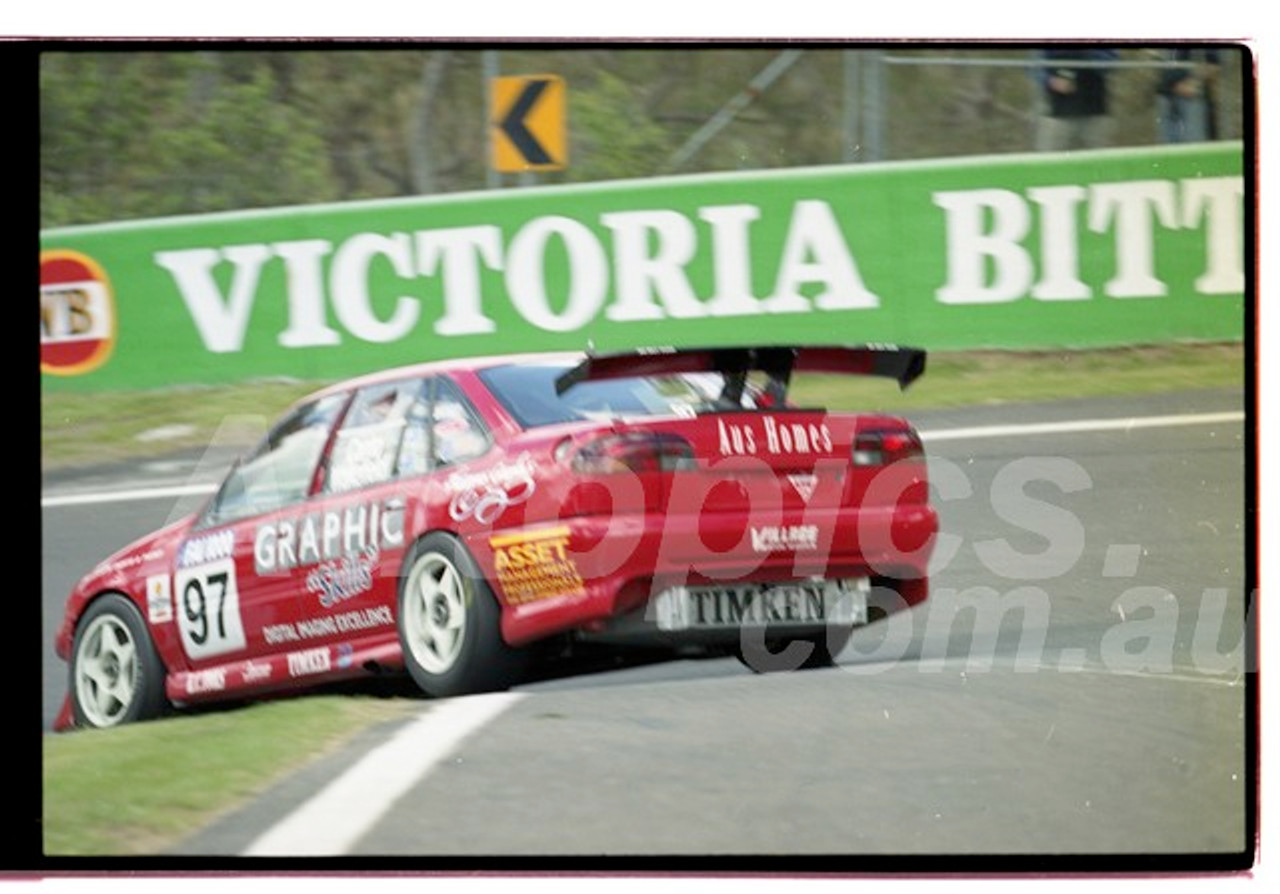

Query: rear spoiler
left=554, top=345, right=926, bottom=396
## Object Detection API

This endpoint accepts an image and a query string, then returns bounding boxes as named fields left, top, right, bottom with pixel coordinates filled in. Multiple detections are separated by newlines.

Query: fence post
left=842, top=50, right=860, bottom=163
left=864, top=50, right=885, bottom=162
left=484, top=50, right=501, bottom=190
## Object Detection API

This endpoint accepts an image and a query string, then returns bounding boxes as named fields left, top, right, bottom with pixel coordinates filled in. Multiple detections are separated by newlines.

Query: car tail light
left=571, top=432, right=694, bottom=474
left=852, top=428, right=923, bottom=466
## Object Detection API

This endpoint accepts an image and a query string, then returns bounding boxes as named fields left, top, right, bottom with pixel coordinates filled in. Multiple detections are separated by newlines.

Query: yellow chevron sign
left=491, top=75, right=568, bottom=173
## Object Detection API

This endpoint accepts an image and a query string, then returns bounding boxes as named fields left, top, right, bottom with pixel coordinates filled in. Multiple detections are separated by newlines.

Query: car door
left=169, top=392, right=349, bottom=680
left=282, top=377, right=431, bottom=657
left=292, top=374, right=496, bottom=649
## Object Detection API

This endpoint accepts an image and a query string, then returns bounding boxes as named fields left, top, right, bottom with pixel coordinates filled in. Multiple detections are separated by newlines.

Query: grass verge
left=43, top=694, right=419, bottom=856
left=40, top=344, right=1246, bottom=472
left=42, top=380, right=320, bottom=472
left=789, top=342, right=1245, bottom=412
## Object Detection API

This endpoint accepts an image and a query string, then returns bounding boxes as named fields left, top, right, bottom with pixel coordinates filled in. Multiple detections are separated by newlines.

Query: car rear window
left=478, top=363, right=757, bottom=428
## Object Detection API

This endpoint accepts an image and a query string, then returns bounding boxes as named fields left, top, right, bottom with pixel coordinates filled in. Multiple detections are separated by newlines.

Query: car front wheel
left=397, top=533, right=526, bottom=698
left=70, top=594, right=168, bottom=728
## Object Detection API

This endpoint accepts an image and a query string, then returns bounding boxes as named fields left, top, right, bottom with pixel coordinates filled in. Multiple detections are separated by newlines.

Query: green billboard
left=40, top=142, right=1245, bottom=391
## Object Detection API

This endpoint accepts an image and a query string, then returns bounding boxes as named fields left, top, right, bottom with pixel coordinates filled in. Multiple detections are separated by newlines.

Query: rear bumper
left=469, top=504, right=937, bottom=646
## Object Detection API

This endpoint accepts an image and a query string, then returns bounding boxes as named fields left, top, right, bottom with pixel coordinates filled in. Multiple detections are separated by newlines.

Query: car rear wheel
left=70, top=594, right=167, bottom=728
left=397, top=533, right=526, bottom=698
left=734, top=625, right=852, bottom=673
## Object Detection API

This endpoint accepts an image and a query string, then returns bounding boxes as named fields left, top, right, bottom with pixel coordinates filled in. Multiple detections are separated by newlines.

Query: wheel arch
left=83, top=585, right=177, bottom=671
left=60, top=586, right=140, bottom=656
left=399, top=526, right=505, bottom=605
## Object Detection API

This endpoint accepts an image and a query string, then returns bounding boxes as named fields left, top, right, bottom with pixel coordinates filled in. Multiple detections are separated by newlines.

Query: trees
left=41, top=52, right=336, bottom=226
left=40, top=46, right=1245, bottom=230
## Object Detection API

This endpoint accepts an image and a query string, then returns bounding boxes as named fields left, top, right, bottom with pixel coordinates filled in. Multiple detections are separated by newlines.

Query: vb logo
left=40, top=249, right=116, bottom=376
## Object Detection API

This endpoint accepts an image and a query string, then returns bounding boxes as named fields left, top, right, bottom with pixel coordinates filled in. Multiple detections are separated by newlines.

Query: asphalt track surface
left=40, top=389, right=1251, bottom=861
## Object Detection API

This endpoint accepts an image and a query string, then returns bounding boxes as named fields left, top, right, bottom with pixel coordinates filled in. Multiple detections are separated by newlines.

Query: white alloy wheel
left=403, top=551, right=469, bottom=674
left=73, top=612, right=143, bottom=727
left=70, top=594, right=167, bottom=729
left=396, top=534, right=528, bottom=698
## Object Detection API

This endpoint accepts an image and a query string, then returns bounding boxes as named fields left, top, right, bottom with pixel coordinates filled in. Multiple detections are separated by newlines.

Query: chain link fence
left=842, top=47, right=1247, bottom=163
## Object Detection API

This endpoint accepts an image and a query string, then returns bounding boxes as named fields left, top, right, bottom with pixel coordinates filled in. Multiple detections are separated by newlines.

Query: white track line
left=42, top=410, right=1244, bottom=509
left=837, top=654, right=1246, bottom=687
left=242, top=692, right=523, bottom=857
left=922, top=410, right=1243, bottom=443
left=41, top=482, right=217, bottom=508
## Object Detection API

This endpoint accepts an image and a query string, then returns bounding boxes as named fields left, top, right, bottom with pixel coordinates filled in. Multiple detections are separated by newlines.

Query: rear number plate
left=653, top=579, right=868, bottom=631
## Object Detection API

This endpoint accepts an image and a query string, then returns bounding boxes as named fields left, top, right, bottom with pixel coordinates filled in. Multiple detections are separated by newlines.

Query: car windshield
left=478, top=363, right=762, bottom=428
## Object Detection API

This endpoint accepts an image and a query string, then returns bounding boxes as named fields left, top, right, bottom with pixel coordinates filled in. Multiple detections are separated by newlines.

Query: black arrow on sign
left=498, top=78, right=554, bottom=165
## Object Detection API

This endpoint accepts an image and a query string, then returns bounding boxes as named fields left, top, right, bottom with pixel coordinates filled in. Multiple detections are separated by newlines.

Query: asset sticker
left=488, top=526, right=585, bottom=605
left=145, top=574, right=173, bottom=624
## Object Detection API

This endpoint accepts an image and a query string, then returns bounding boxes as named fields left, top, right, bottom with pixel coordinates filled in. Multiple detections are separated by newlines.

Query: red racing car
left=54, top=345, right=938, bottom=729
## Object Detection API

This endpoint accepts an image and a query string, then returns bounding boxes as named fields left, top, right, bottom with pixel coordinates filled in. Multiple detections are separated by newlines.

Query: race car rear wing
left=554, top=345, right=927, bottom=401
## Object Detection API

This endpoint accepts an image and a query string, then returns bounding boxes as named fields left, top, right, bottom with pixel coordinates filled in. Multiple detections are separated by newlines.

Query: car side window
left=325, top=379, right=426, bottom=494
left=204, top=393, right=347, bottom=526
left=427, top=378, right=490, bottom=468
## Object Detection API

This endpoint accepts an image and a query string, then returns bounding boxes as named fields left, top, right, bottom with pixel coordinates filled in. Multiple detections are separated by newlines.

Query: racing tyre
left=397, top=533, right=527, bottom=698
left=735, top=625, right=852, bottom=674
left=70, top=594, right=168, bottom=728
